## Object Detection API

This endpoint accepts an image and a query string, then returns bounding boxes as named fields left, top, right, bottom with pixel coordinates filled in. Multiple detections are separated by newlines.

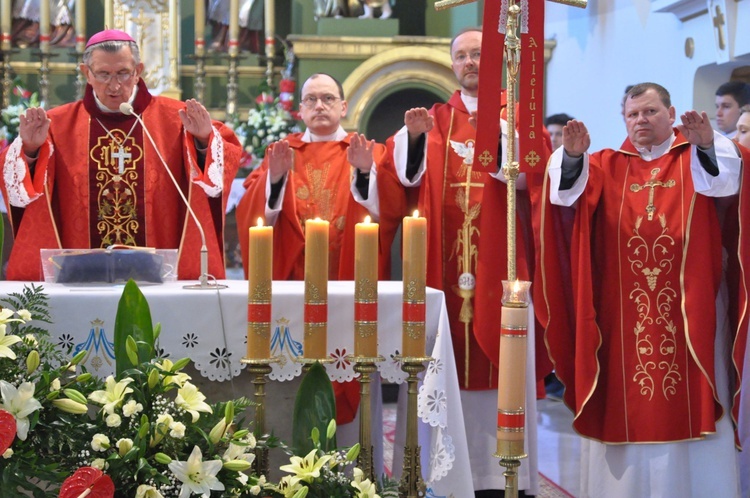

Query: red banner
left=475, top=0, right=547, bottom=174
left=473, top=0, right=505, bottom=173
left=519, top=0, right=546, bottom=173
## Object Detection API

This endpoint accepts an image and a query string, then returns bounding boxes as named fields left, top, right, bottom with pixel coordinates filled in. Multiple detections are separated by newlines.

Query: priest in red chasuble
left=387, top=27, right=549, bottom=496
left=0, top=29, right=241, bottom=281
left=541, top=82, right=745, bottom=496
left=235, top=73, right=404, bottom=432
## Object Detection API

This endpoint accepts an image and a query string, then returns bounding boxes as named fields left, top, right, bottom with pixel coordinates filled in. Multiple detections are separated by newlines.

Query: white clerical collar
left=302, top=126, right=347, bottom=142
left=94, top=85, right=138, bottom=113
left=634, top=133, right=675, bottom=161
left=461, top=93, right=478, bottom=114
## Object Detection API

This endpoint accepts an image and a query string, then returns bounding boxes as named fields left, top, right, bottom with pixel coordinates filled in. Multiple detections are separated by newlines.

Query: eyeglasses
left=453, top=50, right=481, bottom=64
left=87, top=66, right=136, bottom=84
left=300, top=95, right=341, bottom=109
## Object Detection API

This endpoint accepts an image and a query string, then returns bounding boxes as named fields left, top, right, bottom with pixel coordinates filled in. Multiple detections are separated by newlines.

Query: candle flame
left=256, top=217, right=264, bottom=227
left=364, top=215, right=371, bottom=224
left=413, top=210, right=420, bottom=218
left=513, top=280, right=521, bottom=293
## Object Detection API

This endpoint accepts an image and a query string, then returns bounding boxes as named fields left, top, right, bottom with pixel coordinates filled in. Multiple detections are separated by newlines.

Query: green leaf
left=114, top=280, right=155, bottom=376
left=292, top=361, right=337, bottom=455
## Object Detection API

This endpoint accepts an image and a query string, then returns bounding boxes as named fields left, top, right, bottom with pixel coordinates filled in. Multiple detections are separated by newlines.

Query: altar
left=0, top=279, right=474, bottom=496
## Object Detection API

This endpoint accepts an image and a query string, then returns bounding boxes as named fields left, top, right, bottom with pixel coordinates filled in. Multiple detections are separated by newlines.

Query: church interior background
left=2, top=0, right=749, bottom=275
left=2, top=1, right=750, bottom=495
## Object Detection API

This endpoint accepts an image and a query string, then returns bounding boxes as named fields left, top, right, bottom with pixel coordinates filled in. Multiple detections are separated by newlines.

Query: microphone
left=119, top=102, right=225, bottom=290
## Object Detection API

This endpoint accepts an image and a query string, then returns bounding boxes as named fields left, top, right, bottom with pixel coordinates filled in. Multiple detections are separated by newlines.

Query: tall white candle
left=228, top=0, right=239, bottom=56
left=75, top=0, right=86, bottom=53
left=40, top=0, right=50, bottom=53
left=194, top=0, right=206, bottom=56
left=1, top=0, right=11, bottom=52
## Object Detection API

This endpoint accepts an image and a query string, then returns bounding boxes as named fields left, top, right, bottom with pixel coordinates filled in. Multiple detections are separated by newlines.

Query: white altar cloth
left=0, top=280, right=473, bottom=497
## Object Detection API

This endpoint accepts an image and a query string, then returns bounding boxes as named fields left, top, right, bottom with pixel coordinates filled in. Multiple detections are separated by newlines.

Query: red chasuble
left=542, top=132, right=729, bottom=443
left=0, top=81, right=241, bottom=281
left=235, top=132, right=404, bottom=424
left=235, top=132, right=403, bottom=282
left=405, top=91, right=535, bottom=389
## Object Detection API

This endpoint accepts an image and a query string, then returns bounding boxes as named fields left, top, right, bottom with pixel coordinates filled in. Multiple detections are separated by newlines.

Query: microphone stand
left=120, top=103, right=228, bottom=290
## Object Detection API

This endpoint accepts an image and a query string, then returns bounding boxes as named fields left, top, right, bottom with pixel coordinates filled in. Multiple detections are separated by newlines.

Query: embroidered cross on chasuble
left=90, top=116, right=146, bottom=248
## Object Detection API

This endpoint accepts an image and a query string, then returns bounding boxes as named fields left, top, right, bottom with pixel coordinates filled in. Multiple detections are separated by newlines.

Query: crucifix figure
left=712, top=4, right=726, bottom=51
left=111, top=146, right=132, bottom=175
left=629, top=167, right=676, bottom=221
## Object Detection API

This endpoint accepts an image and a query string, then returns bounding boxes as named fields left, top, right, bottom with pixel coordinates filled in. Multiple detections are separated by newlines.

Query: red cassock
left=393, top=90, right=550, bottom=390
left=0, top=80, right=241, bottom=281
left=235, top=132, right=405, bottom=423
left=540, top=132, right=746, bottom=443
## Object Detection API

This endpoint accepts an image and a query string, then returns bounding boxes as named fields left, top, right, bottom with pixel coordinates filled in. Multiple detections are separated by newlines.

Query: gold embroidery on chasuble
left=443, top=116, right=485, bottom=387
left=625, top=167, right=681, bottom=401
left=296, top=161, right=335, bottom=224
left=90, top=128, right=144, bottom=247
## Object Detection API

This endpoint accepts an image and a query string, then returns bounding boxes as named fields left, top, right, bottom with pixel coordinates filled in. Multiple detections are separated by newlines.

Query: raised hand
left=267, top=140, right=294, bottom=184
left=18, top=107, right=51, bottom=157
left=178, top=99, right=213, bottom=147
left=347, top=133, right=375, bottom=174
left=563, top=119, right=591, bottom=157
left=404, top=107, right=433, bottom=138
left=677, top=110, right=714, bottom=149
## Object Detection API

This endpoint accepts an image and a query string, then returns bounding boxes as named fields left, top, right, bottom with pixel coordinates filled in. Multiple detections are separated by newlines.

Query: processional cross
left=426, top=3, right=587, bottom=498
left=629, top=167, right=676, bottom=221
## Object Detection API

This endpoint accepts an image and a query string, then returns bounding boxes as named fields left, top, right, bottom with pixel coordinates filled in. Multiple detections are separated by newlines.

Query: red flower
left=255, top=92, right=274, bottom=105
left=0, top=409, right=16, bottom=455
left=59, top=467, right=115, bottom=498
left=12, top=86, right=32, bottom=99
left=279, top=79, right=296, bottom=93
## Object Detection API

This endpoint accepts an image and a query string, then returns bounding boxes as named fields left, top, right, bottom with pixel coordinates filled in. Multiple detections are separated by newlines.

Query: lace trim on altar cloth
left=3, top=137, right=45, bottom=207
left=190, top=125, right=223, bottom=198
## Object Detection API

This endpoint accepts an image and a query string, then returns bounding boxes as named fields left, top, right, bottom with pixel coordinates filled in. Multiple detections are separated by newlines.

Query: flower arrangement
left=0, top=282, right=260, bottom=497
left=0, top=282, right=397, bottom=498
left=0, top=79, right=40, bottom=152
left=266, top=419, right=392, bottom=498
left=232, top=89, right=300, bottom=176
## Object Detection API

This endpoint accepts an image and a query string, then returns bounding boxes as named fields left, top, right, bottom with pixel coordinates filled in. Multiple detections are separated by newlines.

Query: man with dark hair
left=544, top=113, right=575, bottom=151
left=0, top=29, right=241, bottom=281
left=541, top=82, right=744, bottom=496
left=715, top=80, right=750, bottom=138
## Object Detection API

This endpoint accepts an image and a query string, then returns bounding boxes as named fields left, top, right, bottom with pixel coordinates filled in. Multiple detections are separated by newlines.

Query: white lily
left=88, top=376, right=134, bottom=414
left=135, top=484, right=165, bottom=498
left=168, top=445, right=225, bottom=498
left=174, top=382, right=212, bottom=422
left=0, top=381, right=42, bottom=440
left=155, top=359, right=191, bottom=387
left=0, top=322, right=22, bottom=360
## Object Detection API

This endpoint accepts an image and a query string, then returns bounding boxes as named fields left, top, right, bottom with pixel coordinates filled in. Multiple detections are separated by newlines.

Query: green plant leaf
left=292, top=361, right=337, bottom=455
left=114, top=280, right=155, bottom=376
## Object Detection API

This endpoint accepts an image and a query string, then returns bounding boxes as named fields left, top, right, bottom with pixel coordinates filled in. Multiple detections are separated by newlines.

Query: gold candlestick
left=397, top=355, right=433, bottom=498
left=240, top=357, right=279, bottom=478
left=345, top=356, right=383, bottom=482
